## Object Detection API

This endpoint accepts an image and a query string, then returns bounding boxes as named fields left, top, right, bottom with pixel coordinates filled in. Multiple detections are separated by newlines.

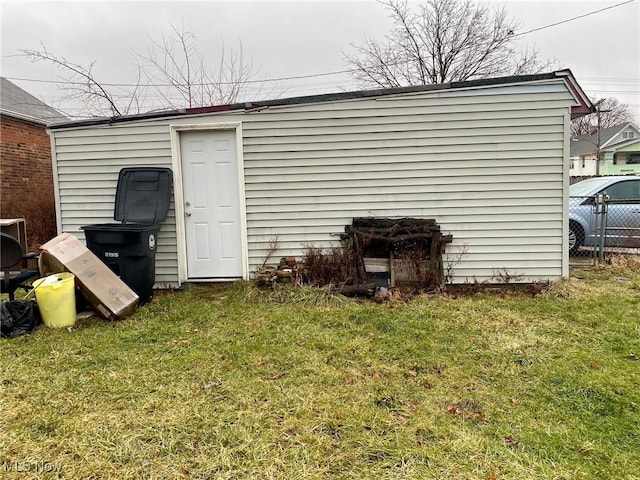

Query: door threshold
left=185, top=277, right=243, bottom=283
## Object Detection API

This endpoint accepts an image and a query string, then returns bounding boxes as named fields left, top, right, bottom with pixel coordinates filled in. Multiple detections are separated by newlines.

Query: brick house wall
left=1, top=114, right=57, bottom=249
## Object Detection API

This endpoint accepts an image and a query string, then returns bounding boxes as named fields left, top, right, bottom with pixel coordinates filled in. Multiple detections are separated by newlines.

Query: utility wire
left=512, top=0, right=637, bottom=37
left=4, top=69, right=352, bottom=87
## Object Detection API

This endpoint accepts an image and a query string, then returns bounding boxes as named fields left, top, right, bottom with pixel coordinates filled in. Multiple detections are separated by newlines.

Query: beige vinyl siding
left=51, top=79, right=575, bottom=285
left=52, top=124, right=177, bottom=285
left=238, top=84, right=572, bottom=282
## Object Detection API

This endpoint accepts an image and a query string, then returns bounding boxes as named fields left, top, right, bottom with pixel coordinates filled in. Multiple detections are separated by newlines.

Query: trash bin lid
left=114, top=167, right=173, bottom=224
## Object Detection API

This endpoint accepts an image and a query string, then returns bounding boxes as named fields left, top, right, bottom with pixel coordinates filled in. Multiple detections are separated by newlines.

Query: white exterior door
left=180, top=130, right=243, bottom=278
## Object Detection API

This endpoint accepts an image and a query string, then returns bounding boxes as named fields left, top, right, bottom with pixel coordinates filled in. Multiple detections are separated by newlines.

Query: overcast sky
left=1, top=0, right=639, bottom=121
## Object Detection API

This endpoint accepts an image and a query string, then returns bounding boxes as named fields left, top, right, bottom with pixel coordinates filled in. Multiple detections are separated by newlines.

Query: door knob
left=186, top=211, right=192, bottom=216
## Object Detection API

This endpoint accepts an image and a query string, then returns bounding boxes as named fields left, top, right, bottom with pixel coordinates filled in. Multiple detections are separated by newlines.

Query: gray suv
left=569, top=176, right=640, bottom=254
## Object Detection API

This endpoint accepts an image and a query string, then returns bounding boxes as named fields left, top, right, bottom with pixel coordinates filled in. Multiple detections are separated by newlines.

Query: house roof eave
left=605, top=136, right=640, bottom=152
left=600, top=122, right=640, bottom=149
left=0, top=109, right=48, bottom=126
left=553, top=70, right=594, bottom=118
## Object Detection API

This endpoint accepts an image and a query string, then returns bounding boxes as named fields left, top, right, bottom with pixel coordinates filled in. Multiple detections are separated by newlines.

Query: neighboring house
left=0, top=77, right=68, bottom=248
left=47, top=70, right=592, bottom=286
left=570, top=122, right=640, bottom=178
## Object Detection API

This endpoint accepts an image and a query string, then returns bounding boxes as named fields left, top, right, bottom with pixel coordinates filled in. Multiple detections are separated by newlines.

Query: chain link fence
left=569, top=194, right=640, bottom=264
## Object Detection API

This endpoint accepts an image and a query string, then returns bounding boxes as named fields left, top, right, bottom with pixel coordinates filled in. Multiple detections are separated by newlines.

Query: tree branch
left=344, top=0, right=552, bottom=88
left=22, top=45, right=122, bottom=116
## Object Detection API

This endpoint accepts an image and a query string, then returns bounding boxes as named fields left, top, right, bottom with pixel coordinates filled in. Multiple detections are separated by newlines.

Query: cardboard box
left=39, top=233, right=139, bottom=320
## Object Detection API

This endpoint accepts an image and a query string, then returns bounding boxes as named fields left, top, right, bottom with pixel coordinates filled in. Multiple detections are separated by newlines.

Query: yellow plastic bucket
left=32, top=273, right=77, bottom=328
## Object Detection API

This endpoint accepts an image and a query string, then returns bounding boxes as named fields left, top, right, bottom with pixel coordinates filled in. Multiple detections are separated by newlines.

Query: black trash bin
left=81, top=167, right=173, bottom=304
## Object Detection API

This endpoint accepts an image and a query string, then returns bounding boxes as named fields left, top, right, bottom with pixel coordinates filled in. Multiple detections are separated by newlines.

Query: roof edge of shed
left=48, top=69, right=593, bottom=130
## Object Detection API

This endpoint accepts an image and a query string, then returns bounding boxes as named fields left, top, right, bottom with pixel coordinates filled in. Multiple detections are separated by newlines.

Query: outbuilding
left=48, top=70, right=592, bottom=288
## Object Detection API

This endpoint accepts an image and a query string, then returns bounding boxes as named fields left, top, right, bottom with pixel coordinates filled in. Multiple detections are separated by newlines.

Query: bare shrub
left=444, top=243, right=469, bottom=285
left=2, top=188, right=57, bottom=250
left=260, top=236, right=280, bottom=270
left=302, top=245, right=357, bottom=287
left=492, top=267, right=524, bottom=284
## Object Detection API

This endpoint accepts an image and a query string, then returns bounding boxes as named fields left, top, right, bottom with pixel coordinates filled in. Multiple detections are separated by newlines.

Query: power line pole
left=594, top=98, right=612, bottom=177
left=596, top=105, right=601, bottom=176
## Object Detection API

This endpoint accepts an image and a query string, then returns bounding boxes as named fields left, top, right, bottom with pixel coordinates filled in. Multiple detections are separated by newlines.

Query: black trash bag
left=0, top=300, right=41, bottom=338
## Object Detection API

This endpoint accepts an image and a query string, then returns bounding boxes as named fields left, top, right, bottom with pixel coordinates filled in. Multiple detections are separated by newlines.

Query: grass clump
left=1, top=262, right=639, bottom=479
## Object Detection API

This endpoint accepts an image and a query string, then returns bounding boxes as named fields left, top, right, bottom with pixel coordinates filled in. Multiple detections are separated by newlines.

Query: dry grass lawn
left=1, top=257, right=639, bottom=479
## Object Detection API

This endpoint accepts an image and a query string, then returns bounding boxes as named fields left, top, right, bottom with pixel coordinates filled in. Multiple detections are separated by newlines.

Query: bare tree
left=570, top=97, right=634, bottom=137
left=344, top=0, right=553, bottom=88
left=133, top=24, right=255, bottom=110
left=21, top=24, right=257, bottom=117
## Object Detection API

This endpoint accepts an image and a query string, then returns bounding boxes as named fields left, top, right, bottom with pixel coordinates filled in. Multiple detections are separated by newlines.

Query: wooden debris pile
left=255, top=257, right=305, bottom=286
left=254, top=217, right=453, bottom=295
left=344, top=217, right=453, bottom=290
